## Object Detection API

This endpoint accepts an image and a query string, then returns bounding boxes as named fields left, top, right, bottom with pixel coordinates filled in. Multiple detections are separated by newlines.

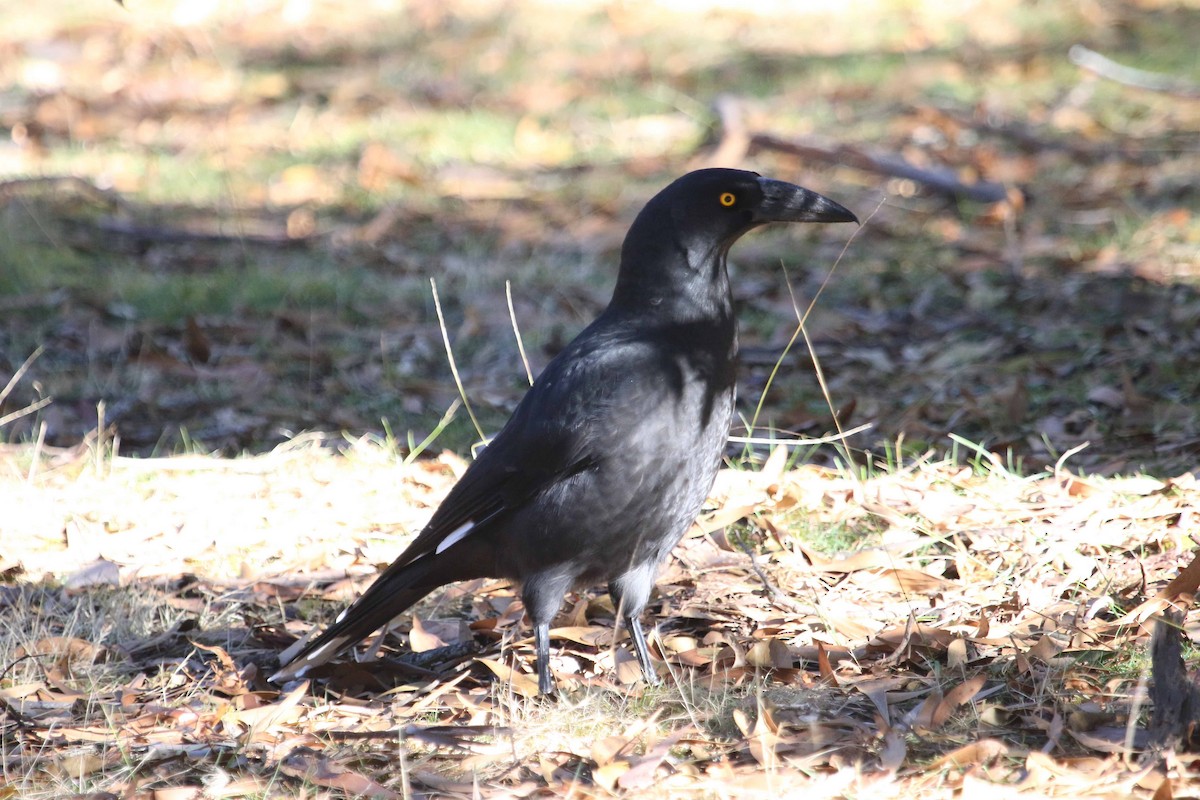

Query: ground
left=1, top=0, right=1199, bottom=797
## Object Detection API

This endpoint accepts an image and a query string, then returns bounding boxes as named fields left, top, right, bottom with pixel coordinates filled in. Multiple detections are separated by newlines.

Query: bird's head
left=656, top=168, right=857, bottom=245
left=614, top=168, right=857, bottom=315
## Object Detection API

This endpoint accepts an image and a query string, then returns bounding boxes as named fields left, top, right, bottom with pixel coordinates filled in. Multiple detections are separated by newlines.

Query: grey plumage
left=270, top=168, right=856, bottom=694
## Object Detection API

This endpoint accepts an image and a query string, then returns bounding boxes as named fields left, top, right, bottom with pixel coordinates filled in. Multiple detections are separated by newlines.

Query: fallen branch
left=927, top=104, right=1162, bottom=165
left=1148, top=609, right=1200, bottom=751
left=1069, top=45, right=1200, bottom=99
left=0, top=175, right=125, bottom=208
left=750, top=133, right=1011, bottom=203
left=85, top=218, right=321, bottom=248
left=700, top=96, right=1012, bottom=203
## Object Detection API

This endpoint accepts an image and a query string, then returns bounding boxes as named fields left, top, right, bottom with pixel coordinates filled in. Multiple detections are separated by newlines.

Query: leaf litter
left=2, top=437, right=1198, bottom=797
left=1, top=0, right=1199, bottom=796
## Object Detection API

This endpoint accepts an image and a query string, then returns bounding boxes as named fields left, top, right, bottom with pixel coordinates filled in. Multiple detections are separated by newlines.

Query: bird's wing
left=269, top=372, right=601, bottom=682
left=390, top=365, right=601, bottom=566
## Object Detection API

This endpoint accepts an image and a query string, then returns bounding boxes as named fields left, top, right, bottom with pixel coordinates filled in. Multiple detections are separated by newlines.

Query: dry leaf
left=1152, top=775, right=1174, bottom=800
left=54, top=751, right=108, bottom=779
left=593, top=761, right=631, bottom=792
left=816, top=641, right=838, bottom=685
left=613, top=648, right=643, bottom=684
left=228, top=682, right=307, bottom=743
left=62, top=559, right=121, bottom=592
left=930, top=674, right=987, bottom=729
left=1159, top=550, right=1200, bottom=599
left=879, top=726, right=907, bottom=772
left=852, top=567, right=951, bottom=594
left=549, top=626, right=615, bottom=647
left=946, top=636, right=969, bottom=670
left=914, top=690, right=942, bottom=732
left=15, top=637, right=107, bottom=666
left=745, top=638, right=792, bottom=669
left=476, top=658, right=540, bottom=697
left=279, top=748, right=398, bottom=799
left=591, top=734, right=631, bottom=766
left=1026, top=635, right=1064, bottom=663
left=409, top=616, right=464, bottom=652
left=928, top=738, right=1008, bottom=770
left=618, top=730, right=691, bottom=790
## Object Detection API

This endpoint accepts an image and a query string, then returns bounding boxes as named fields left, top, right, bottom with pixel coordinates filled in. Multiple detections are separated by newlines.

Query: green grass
left=786, top=517, right=873, bottom=556
left=2, top=0, right=1198, bottom=474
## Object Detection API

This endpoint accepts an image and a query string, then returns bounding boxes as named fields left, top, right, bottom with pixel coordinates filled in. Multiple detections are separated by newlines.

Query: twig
left=733, top=536, right=807, bottom=614
left=87, top=218, right=320, bottom=248
left=691, top=94, right=752, bottom=169
left=0, top=175, right=124, bottom=208
left=703, top=98, right=1010, bottom=203
left=752, top=133, right=1011, bottom=203
left=1069, top=45, right=1200, bottom=99
left=0, top=345, right=44, bottom=407
left=0, top=397, right=51, bottom=429
left=927, top=104, right=1161, bottom=165
left=0, top=347, right=51, bottom=430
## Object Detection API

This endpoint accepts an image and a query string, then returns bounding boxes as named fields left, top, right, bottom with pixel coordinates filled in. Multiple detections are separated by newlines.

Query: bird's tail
left=269, top=549, right=482, bottom=682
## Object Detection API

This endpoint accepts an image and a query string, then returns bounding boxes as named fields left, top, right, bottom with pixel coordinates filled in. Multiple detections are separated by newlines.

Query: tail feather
left=270, top=548, right=485, bottom=682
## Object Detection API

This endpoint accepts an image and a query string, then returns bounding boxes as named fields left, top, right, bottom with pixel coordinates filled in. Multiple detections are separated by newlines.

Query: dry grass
left=3, top=0, right=1200, bottom=796
left=2, top=436, right=1197, bottom=797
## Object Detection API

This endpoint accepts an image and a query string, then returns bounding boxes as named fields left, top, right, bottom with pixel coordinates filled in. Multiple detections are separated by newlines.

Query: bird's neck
left=609, top=237, right=735, bottom=327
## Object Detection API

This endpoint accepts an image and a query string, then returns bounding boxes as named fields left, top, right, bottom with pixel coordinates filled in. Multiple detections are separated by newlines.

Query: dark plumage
left=270, top=168, right=856, bottom=694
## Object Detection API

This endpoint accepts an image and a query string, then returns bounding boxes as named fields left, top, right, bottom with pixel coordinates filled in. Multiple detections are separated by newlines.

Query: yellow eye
left=719, top=192, right=736, bottom=207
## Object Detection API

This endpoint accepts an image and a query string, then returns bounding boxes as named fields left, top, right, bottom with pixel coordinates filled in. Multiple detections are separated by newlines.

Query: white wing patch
left=269, top=634, right=350, bottom=682
left=304, top=637, right=344, bottom=665
left=435, top=521, right=475, bottom=554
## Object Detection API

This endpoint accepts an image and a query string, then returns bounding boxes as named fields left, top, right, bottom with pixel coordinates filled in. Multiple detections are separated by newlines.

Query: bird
left=270, top=168, right=856, bottom=694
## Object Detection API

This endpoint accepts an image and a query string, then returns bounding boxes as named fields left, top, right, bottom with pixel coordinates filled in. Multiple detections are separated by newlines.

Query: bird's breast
left=502, top=321, right=736, bottom=583
left=591, top=346, right=734, bottom=536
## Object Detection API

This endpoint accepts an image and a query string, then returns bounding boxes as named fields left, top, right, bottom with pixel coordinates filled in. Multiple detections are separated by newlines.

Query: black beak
left=755, top=177, right=858, bottom=225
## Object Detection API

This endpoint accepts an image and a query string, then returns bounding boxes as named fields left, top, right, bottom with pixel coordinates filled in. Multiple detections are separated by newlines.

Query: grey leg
left=626, top=613, right=660, bottom=685
left=609, top=577, right=659, bottom=685
left=534, top=620, right=555, bottom=695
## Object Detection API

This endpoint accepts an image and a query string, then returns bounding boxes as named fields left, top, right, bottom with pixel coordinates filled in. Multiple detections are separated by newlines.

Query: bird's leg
left=625, top=614, right=661, bottom=686
left=609, top=578, right=660, bottom=685
left=523, top=575, right=570, bottom=696
left=534, top=621, right=555, bottom=695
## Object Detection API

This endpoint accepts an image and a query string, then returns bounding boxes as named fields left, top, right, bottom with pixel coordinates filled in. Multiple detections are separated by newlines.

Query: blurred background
left=1, top=0, right=1197, bottom=474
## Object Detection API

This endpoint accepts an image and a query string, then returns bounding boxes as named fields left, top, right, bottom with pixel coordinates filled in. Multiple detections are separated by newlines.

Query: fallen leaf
left=927, top=738, right=1008, bottom=770
left=591, top=734, right=631, bottom=766
left=476, top=658, right=540, bottom=697
left=279, top=748, right=398, bottom=799
left=618, top=730, right=691, bottom=790
left=879, top=726, right=907, bottom=772
left=745, top=638, right=792, bottom=669
left=1159, top=550, right=1200, bottom=599
left=228, top=682, right=307, bottom=743
left=593, top=761, right=631, bottom=792
left=930, top=674, right=987, bottom=729
left=62, top=559, right=121, bottom=592
left=409, top=616, right=449, bottom=652
left=15, top=637, right=107, bottom=666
